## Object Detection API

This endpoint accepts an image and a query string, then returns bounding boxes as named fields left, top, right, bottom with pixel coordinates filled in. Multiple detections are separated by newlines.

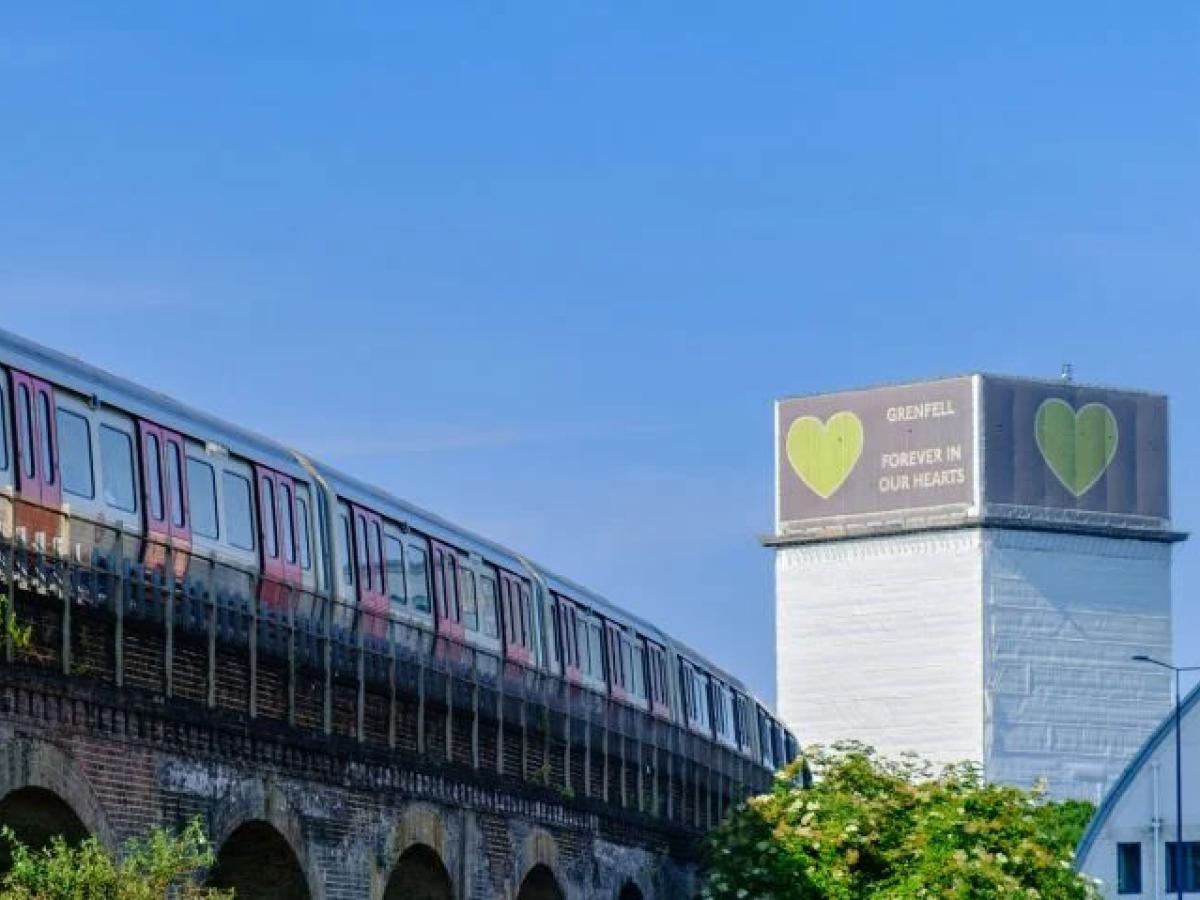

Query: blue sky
left=1, top=3, right=1197, bottom=704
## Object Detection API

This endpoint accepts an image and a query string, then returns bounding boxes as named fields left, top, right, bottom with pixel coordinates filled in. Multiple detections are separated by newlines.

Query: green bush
left=0, top=818, right=232, bottom=899
left=702, top=742, right=1099, bottom=899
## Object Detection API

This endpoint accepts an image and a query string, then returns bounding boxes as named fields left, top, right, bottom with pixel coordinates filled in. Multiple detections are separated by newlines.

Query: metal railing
left=0, top=494, right=770, bottom=831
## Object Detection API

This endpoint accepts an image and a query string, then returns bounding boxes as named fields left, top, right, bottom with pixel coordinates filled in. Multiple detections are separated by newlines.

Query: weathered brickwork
left=0, top=574, right=767, bottom=898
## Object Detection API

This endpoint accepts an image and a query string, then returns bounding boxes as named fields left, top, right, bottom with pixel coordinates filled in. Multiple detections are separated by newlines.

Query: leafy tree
left=703, top=742, right=1099, bottom=899
left=0, top=817, right=232, bottom=899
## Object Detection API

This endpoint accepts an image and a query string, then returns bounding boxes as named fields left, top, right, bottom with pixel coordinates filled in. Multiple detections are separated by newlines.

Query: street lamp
left=1132, top=655, right=1200, bottom=900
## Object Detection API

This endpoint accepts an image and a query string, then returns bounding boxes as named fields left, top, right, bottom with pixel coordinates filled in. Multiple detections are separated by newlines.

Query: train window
left=631, top=642, right=646, bottom=699
left=296, top=494, right=312, bottom=570
left=223, top=472, right=255, bottom=551
left=261, top=477, right=278, bottom=558
left=280, top=483, right=296, bottom=565
left=519, top=587, right=531, bottom=647
left=588, top=621, right=604, bottom=678
left=406, top=541, right=430, bottom=612
left=717, top=685, right=735, bottom=742
left=56, top=409, right=93, bottom=499
left=578, top=619, right=592, bottom=675
left=337, top=513, right=354, bottom=587
left=17, top=385, right=33, bottom=480
left=187, top=458, right=218, bottom=539
left=146, top=433, right=164, bottom=521
left=569, top=607, right=580, bottom=667
left=759, top=715, right=774, bottom=768
left=371, top=520, right=384, bottom=592
left=167, top=442, right=185, bottom=527
left=99, top=426, right=136, bottom=512
left=479, top=572, right=499, bottom=638
left=385, top=535, right=406, bottom=607
left=37, top=392, right=54, bottom=486
left=354, top=514, right=369, bottom=589
left=461, top=568, right=478, bottom=631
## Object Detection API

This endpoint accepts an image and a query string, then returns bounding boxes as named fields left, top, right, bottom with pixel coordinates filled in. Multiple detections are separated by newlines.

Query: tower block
left=769, top=375, right=1181, bottom=801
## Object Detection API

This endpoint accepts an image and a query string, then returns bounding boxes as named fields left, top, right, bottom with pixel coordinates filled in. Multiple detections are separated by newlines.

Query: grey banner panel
left=776, top=377, right=975, bottom=527
left=980, top=378, right=1169, bottom=520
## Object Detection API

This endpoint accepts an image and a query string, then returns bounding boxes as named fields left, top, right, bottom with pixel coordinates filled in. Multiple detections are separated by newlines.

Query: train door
left=350, top=504, right=388, bottom=639
left=429, top=538, right=464, bottom=641
left=0, top=375, right=12, bottom=540
left=255, top=466, right=303, bottom=609
left=9, top=370, right=62, bottom=548
left=137, top=421, right=191, bottom=577
left=499, top=570, right=532, bottom=665
left=554, top=596, right=582, bottom=685
left=605, top=622, right=626, bottom=701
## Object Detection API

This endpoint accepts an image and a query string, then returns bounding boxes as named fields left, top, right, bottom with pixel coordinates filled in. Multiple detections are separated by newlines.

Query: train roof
left=0, top=327, right=770, bottom=710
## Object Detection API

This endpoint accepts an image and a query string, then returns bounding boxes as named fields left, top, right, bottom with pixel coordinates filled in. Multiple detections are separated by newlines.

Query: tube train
left=0, top=327, right=797, bottom=770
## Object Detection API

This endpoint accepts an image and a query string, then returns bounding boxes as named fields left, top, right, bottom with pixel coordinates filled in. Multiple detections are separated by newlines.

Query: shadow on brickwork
left=384, top=843, right=453, bottom=900
left=517, top=863, right=565, bottom=900
left=0, top=787, right=88, bottom=874
left=205, top=820, right=311, bottom=900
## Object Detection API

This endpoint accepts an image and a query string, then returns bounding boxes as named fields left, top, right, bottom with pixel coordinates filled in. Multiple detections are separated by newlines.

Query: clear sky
left=1, top=4, right=1197, bottom=705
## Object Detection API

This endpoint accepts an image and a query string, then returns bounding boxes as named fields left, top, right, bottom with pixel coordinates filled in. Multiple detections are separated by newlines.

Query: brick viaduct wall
left=0, top=540, right=769, bottom=898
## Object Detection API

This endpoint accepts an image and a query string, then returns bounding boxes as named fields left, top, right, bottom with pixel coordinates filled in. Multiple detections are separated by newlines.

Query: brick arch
left=387, top=803, right=451, bottom=863
left=0, top=737, right=114, bottom=850
left=519, top=826, right=559, bottom=875
left=375, top=804, right=454, bottom=900
left=207, top=780, right=318, bottom=900
left=514, top=828, right=564, bottom=899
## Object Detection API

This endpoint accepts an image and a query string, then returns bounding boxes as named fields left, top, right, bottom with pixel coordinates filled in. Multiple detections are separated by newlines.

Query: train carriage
left=0, top=327, right=797, bottom=770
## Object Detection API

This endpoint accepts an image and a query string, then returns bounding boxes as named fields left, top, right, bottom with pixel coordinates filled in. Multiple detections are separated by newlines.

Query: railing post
left=323, top=594, right=332, bottom=736
left=4, top=528, right=15, bottom=664
left=205, top=567, right=216, bottom=708
left=163, top=556, right=174, bottom=697
left=541, top=701, right=551, bottom=786
left=637, top=735, right=645, bottom=814
left=496, top=675, right=505, bottom=776
left=417, top=657, right=426, bottom=754
left=471, top=653, right=480, bottom=771
left=563, top=700, right=572, bottom=794
left=248, top=579, right=258, bottom=719
left=444, top=664, right=453, bottom=763
left=602, top=721, right=609, bottom=804
left=520, top=699, right=528, bottom=781
left=388, top=627, right=397, bottom=750
left=583, top=716, right=591, bottom=799
left=356, top=617, right=365, bottom=743
left=60, top=563, right=71, bottom=676
left=667, top=729, right=674, bottom=821
left=618, top=729, right=627, bottom=809
left=652, top=726, right=660, bottom=818
left=287, top=588, right=296, bottom=728
left=114, top=556, right=125, bottom=687
left=706, top=748, right=713, bottom=830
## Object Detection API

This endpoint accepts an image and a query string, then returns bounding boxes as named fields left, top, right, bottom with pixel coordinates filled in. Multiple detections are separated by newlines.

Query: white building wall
left=776, top=529, right=985, bottom=766
left=1077, top=684, right=1200, bottom=900
left=982, top=530, right=1173, bottom=802
left=775, top=527, right=1173, bottom=801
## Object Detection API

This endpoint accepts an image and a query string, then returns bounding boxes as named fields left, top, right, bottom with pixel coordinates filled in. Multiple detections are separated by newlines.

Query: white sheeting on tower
left=777, top=527, right=1172, bottom=800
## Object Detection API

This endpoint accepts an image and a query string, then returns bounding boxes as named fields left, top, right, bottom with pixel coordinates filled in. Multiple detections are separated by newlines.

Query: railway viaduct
left=0, top=530, right=772, bottom=899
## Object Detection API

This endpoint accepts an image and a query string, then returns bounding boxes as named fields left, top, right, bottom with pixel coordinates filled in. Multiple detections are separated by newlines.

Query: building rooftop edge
left=775, top=371, right=1167, bottom=405
left=761, top=517, right=1188, bottom=548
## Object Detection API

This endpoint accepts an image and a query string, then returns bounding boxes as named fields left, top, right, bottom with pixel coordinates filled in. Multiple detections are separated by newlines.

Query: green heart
left=786, top=411, right=864, bottom=500
left=1034, top=399, right=1119, bottom=497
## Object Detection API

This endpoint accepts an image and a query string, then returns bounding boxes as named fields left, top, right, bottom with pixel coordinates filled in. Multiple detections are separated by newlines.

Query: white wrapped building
left=770, top=374, right=1180, bottom=801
